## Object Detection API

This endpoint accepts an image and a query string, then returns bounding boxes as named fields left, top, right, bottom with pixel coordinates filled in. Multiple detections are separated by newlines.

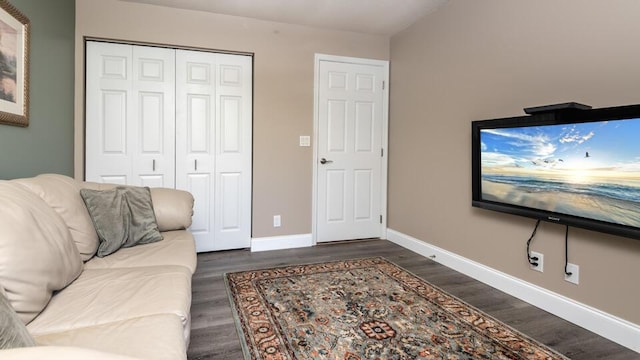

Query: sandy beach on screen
left=482, top=180, right=640, bottom=228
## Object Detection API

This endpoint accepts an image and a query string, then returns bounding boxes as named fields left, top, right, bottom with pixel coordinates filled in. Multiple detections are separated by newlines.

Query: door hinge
left=380, top=215, right=383, bottom=224
left=382, top=81, right=385, bottom=90
left=381, top=148, right=384, bottom=157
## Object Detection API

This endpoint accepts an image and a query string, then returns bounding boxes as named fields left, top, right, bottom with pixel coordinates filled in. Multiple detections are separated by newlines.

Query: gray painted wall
left=0, top=0, right=75, bottom=180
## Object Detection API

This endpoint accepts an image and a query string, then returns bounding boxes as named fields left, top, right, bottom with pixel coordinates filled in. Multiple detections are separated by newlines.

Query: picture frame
left=0, top=0, right=29, bottom=127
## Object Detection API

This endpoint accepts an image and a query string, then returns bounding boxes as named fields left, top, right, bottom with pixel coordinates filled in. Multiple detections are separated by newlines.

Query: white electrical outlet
left=273, top=215, right=281, bottom=227
left=530, top=251, right=544, bottom=272
left=565, top=263, right=579, bottom=285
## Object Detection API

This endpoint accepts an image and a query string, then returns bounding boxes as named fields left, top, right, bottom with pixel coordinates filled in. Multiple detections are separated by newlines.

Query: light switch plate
left=299, top=136, right=311, bottom=147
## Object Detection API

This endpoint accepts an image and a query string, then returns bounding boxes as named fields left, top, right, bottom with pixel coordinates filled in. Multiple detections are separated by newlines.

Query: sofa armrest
left=0, top=346, right=141, bottom=359
left=82, top=183, right=194, bottom=232
left=149, top=188, right=194, bottom=231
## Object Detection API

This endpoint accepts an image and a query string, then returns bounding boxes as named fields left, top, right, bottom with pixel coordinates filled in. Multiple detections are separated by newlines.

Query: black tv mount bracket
left=523, top=102, right=592, bottom=115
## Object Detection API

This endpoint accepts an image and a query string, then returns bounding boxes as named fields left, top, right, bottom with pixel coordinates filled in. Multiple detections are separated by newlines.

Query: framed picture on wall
left=0, top=0, right=29, bottom=127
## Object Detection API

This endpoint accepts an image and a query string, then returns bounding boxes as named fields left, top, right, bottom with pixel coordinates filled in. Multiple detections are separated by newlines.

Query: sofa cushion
left=12, top=174, right=99, bottom=261
left=0, top=346, right=142, bottom=360
left=0, top=181, right=83, bottom=324
left=26, top=266, right=192, bottom=343
left=33, top=314, right=186, bottom=360
left=0, top=286, right=36, bottom=349
left=84, top=230, right=197, bottom=273
left=80, top=186, right=163, bottom=257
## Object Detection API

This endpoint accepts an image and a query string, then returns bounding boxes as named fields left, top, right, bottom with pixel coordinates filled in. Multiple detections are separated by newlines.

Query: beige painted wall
left=389, top=0, right=640, bottom=324
left=74, top=0, right=389, bottom=237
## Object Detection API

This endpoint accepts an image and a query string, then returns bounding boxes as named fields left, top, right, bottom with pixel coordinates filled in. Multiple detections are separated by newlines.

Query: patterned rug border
left=224, top=256, right=569, bottom=360
left=225, top=272, right=252, bottom=359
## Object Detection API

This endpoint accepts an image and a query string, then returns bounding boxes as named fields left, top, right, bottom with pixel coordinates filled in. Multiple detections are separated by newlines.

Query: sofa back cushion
left=12, top=174, right=99, bottom=261
left=0, top=181, right=83, bottom=324
left=82, top=182, right=194, bottom=231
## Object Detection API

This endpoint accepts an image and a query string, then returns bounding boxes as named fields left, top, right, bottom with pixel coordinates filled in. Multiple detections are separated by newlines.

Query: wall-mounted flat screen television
left=472, top=104, right=640, bottom=240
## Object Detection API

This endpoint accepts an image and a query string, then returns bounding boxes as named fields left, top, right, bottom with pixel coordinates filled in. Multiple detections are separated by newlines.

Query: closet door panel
left=99, top=175, right=128, bottom=185
left=86, top=42, right=175, bottom=188
left=176, top=50, right=252, bottom=252
left=186, top=95, right=211, bottom=154
left=102, top=91, right=127, bottom=153
left=176, top=50, right=217, bottom=252
left=220, top=96, right=241, bottom=152
left=187, top=174, right=212, bottom=233
left=139, top=92, right=163, bottom=152
left=131, top=46, right=175, bottom=188
left=214, top=54, right=252, bottom=250
left=220, top=172, right=241, bottom=231
left=217, top=96, right=243, bottom=234
left=86, top=42, right=133, bottom=183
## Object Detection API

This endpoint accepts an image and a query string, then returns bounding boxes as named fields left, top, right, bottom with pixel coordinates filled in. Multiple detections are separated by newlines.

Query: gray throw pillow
left=0, top=286, right=36, bottom=349
left=80, top=186, right=163, bottom=257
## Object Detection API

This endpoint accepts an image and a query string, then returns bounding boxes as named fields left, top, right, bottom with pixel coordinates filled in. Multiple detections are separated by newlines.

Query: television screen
left=472, top=104, right=640, bottom=240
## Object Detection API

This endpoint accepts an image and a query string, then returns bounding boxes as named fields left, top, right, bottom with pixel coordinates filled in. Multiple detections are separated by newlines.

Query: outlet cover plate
left=565, top=263, right=579, bottom=285
left=273, top=215, right=281, bottom=227
left=530, top=251, right=544, bottom=272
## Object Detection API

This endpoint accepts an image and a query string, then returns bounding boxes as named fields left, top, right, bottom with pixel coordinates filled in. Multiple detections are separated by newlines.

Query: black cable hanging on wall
left=526, top=220, right=541, bottom=266
left=564, top=225, right=572, bottom=276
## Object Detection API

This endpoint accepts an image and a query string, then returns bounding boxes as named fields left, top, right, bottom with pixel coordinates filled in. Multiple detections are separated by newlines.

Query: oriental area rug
left=225, top=257, right=567, bottom=360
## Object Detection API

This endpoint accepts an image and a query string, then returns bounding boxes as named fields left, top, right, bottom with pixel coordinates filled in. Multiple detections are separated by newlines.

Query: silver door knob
left=320, top=158, right=333, bottom=164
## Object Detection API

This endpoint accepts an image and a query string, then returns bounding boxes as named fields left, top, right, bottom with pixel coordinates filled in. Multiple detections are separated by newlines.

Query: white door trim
left=312, top=53, right=389, bottom=245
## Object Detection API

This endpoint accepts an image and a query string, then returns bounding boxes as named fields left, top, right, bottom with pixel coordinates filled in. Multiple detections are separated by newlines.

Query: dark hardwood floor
left=187, top=239, right=639, bottom=359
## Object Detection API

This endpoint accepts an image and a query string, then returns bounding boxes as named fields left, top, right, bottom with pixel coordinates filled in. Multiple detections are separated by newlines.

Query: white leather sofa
left=0, top=174, right=196, bottom=360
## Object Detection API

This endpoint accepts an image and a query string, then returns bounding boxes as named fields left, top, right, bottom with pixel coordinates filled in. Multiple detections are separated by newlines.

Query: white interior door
left=176, top=50, right=252, bottom=252
left=315, top=56, right=388, bottom=243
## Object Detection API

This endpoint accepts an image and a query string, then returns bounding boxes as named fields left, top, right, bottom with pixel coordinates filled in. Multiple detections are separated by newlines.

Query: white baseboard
left=251, top=233, right=313, bottom=252
left=386, top=228, right=640, bottom=353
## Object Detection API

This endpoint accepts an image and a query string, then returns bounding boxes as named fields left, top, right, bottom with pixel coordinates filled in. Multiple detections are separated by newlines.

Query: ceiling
left=120, top=0, right=448, bottom=35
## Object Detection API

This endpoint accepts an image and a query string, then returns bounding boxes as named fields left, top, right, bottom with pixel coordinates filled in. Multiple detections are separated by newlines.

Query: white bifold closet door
left=175, top=50, right=252, bottom=252
left=85, top=42, right=176, bottom=188
left=85, top=41, right=252, bottom=252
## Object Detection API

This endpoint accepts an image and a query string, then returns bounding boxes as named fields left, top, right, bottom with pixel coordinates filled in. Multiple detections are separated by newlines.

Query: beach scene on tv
left=480, top=118, right=640, bottom=228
